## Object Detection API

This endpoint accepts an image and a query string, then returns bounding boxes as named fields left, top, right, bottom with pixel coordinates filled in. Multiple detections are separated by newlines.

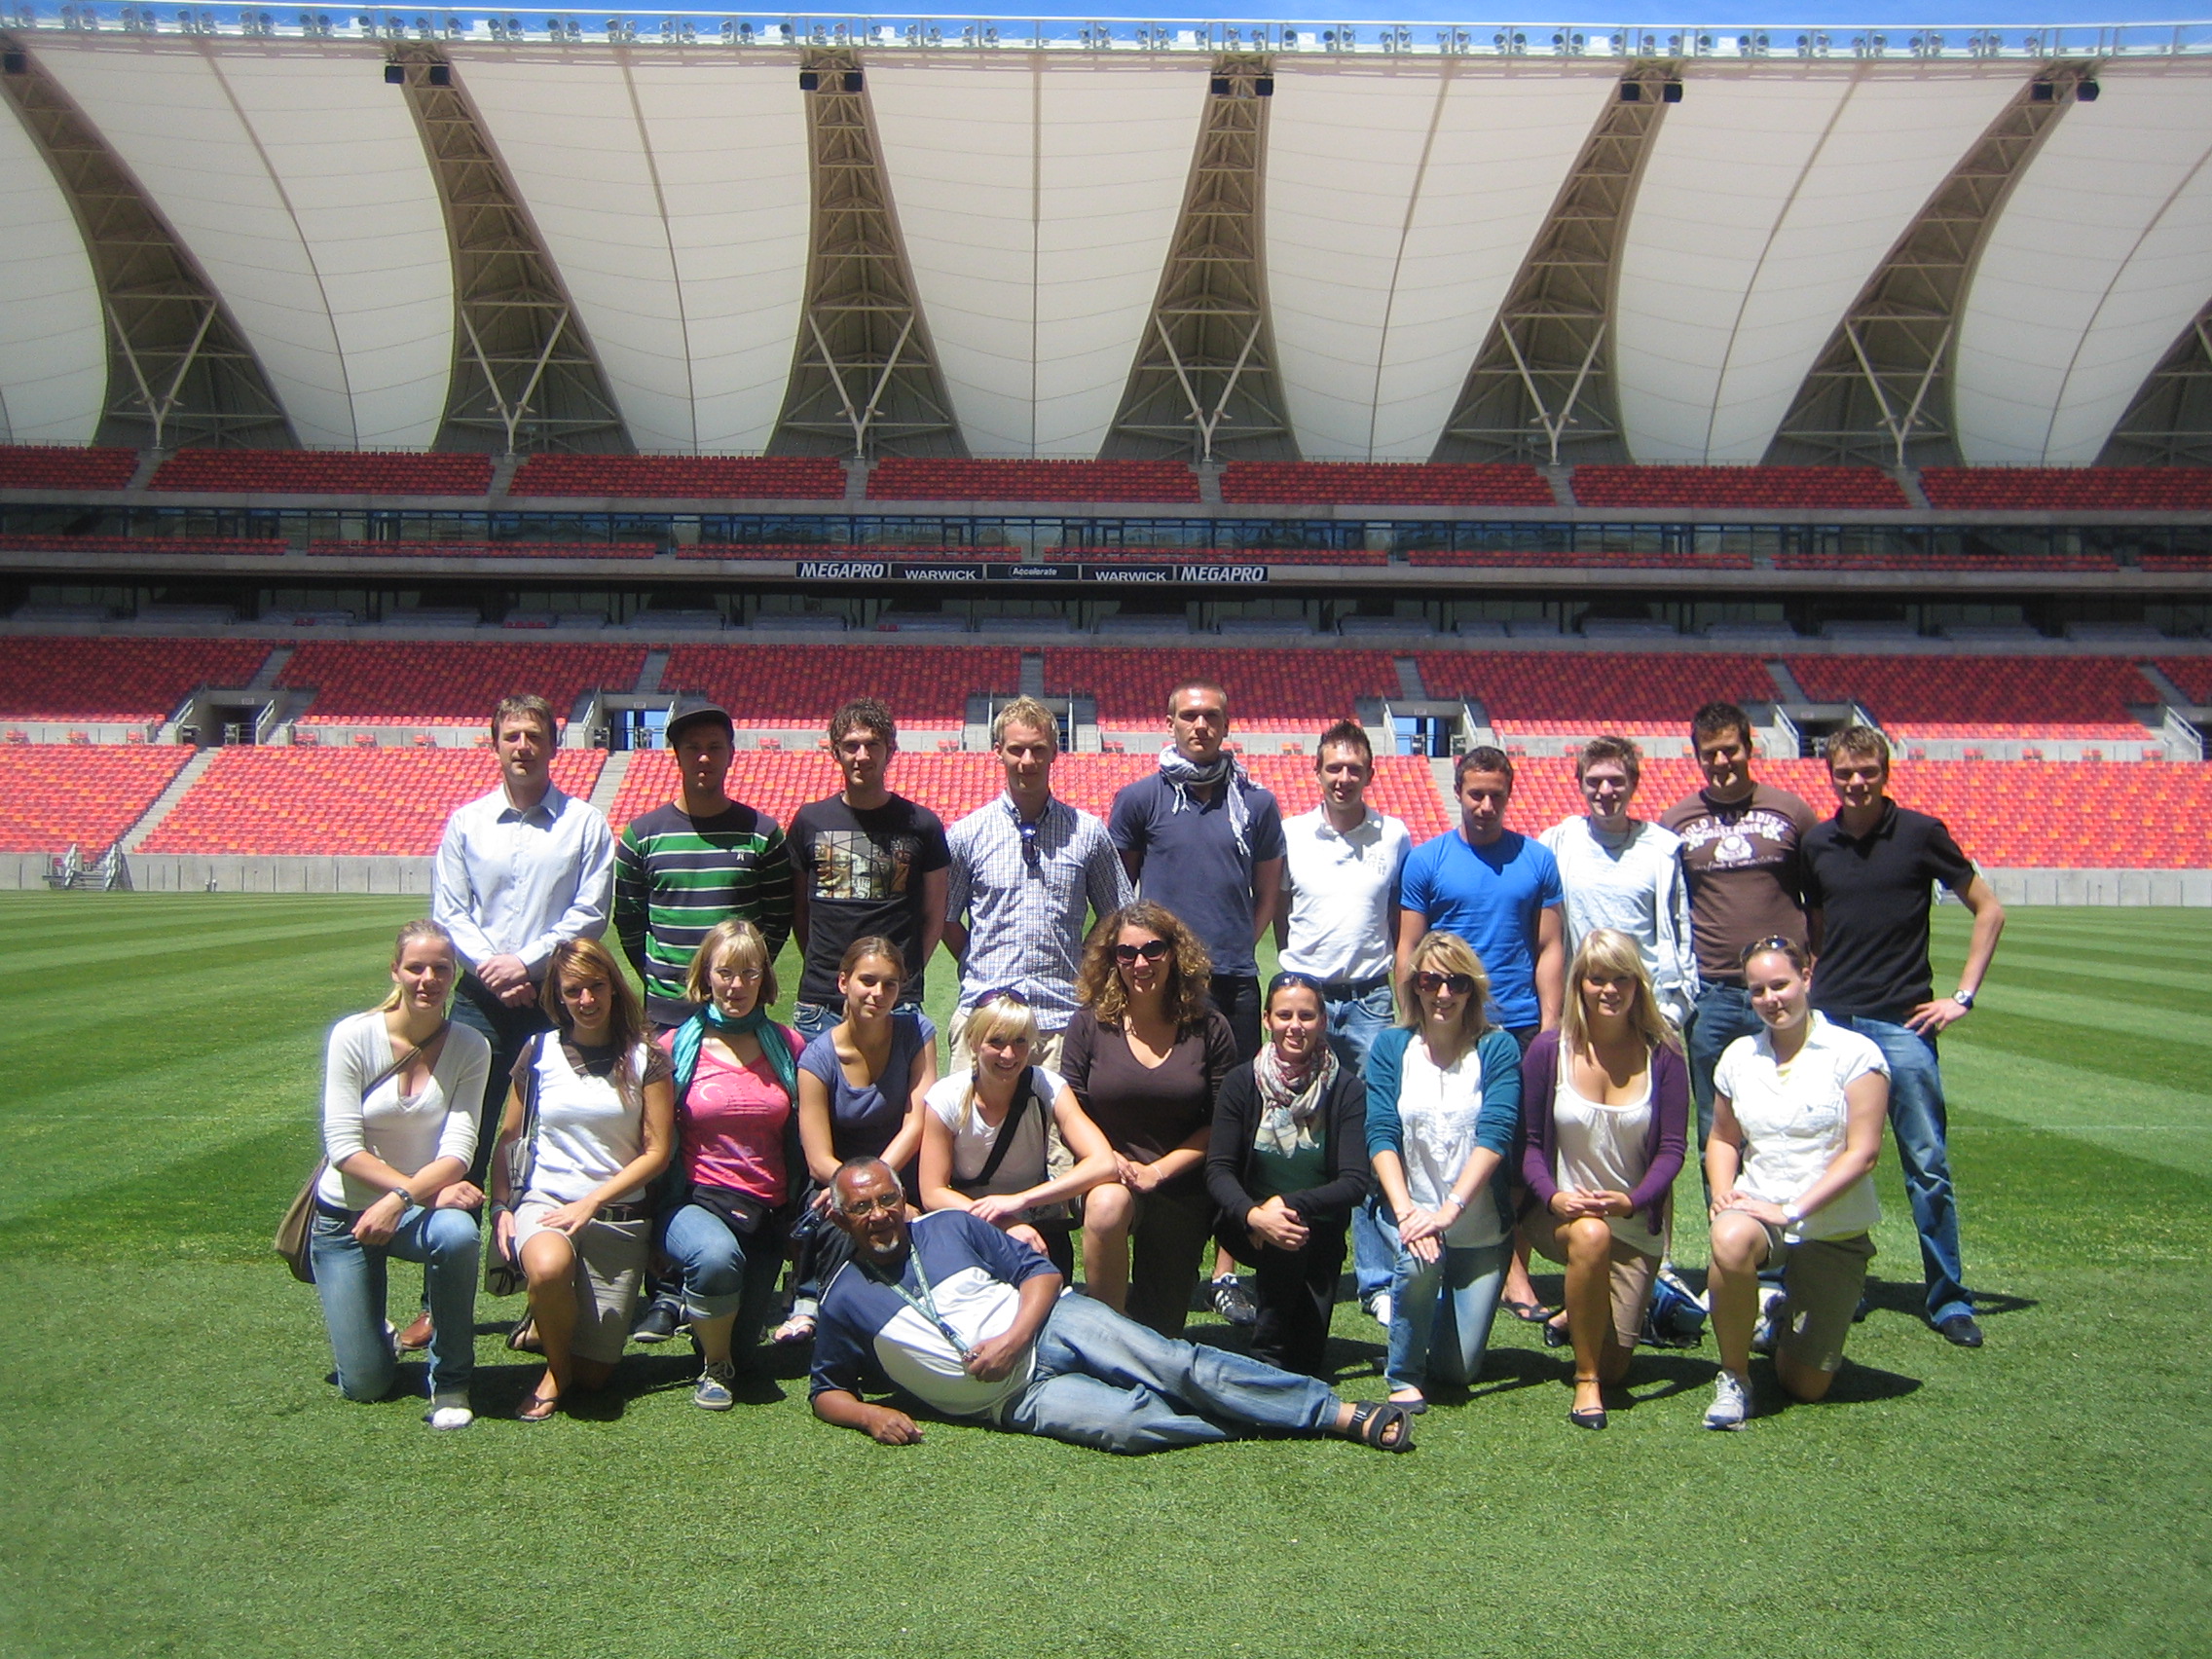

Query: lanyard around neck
left=871, top=1243, right=973, bottom=1361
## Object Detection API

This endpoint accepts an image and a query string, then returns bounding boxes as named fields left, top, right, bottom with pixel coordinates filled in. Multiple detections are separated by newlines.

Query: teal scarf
left=671, top=1003, right=799, bottom=1111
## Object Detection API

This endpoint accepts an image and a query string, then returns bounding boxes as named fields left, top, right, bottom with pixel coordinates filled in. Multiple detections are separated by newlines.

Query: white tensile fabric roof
left=4, top=41, right=2210, bottom=463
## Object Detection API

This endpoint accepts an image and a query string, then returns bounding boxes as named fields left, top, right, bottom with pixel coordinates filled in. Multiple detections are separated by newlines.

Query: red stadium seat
left=1219, top=462, right=1554, bottom=508
left=277, top=643, right=646, bottom=725
left=1568, top=467, right=1908, bottom=509
left=508, top=455, right=846, bottom=499
left=662, top=645, right=1017, bottom=728
left=0, top=638, right=275, bottom=721
left=147, top=451, right=493, bottom=495
left=866, top=459, right=1200, bottom=503
left=1919, top=468, right=2212, bottom=512
left=1043, top=649, right=1395, bottom=725
left=1414, top=652, right=1773, bottom=725
left=1785, top=655, right=2151, bottom=740
left=0, top=445, right=139, bottom=491
left=0, top=744, right=194, bottom=853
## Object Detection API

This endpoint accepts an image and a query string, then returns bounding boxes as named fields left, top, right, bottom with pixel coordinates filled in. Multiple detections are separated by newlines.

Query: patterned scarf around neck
left=1156, top=744, right=1253, bottom=858
left=1253, top=1039, right=1338, bottom=1159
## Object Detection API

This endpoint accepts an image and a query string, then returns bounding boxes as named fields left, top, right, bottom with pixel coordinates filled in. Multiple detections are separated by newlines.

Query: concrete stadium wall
left=1978, top=868, right=2212, bottom=906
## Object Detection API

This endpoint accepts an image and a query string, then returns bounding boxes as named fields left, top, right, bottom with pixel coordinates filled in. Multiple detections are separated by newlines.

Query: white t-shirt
left=926, top=1066, right=1067, bottom=1197
left=1396, top=1038, right=1506, bottom=1249
left=1713, top=1013, right=1887, bottom=1242
left=1551, top=1069, right=1664, bottom=1255
left=1280, top=806, right=1411, bottom=983
left=1540, top=815, right=1699, bottom=1023
left=521, top=1036, right=656, bottom=1206
left=317, top=1012, right=491, bottom=1210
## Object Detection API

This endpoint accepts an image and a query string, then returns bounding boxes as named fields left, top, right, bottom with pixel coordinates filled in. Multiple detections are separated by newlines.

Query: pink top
left=665, top=1026, right=804, bottom=1204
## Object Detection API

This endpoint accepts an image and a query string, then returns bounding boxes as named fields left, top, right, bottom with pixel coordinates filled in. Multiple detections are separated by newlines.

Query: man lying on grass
left=809, top=1159, right=1416, bottom=1455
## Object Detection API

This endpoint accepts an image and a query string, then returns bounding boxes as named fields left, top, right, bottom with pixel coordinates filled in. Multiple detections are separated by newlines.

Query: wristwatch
left=384, top=1188, right=413, bottom=1209
left=1953, top=988, right=1975, bottom=1011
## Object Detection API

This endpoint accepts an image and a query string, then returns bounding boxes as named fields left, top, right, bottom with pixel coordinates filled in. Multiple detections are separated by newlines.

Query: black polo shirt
left=1801, top=800, right=1977, bottom=1023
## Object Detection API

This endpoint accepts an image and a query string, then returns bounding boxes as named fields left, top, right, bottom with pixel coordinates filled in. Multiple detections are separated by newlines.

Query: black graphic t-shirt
left=787, top=793, right=951, bottom=1003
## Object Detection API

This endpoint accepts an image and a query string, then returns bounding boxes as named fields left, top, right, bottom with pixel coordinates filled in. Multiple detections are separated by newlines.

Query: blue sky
left=1041, top=3, right=2201, bottom=23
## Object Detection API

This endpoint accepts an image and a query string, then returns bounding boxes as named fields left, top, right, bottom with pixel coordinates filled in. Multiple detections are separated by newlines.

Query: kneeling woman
left=312, top=919, right=491, bottom=1428
left=491, top=939, right=675, bottom=1420
left=1206, top=973, right=1373, bottom=1377
left=1367, top=932, right=1524, bottom=1411
left=917, top=990, right=1123, bottom=1278
left=660, top=919, right=805, bottom=1411
left=1520, top=928, right=1690, bottom=1428
left=1704, top=936, right=1888, bottom=1430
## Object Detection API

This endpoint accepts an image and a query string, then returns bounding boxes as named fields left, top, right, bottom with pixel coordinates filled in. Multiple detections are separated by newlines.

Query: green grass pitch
left=0, top=893, right=2206, bottom=1658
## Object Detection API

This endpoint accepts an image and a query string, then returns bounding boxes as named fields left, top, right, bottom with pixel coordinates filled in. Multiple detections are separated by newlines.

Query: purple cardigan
left=1518, top=1030, right=1689, bottom=1237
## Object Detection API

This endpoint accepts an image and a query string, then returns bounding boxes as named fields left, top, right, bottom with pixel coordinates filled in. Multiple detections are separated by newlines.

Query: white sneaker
left=693, top=1359, right=737, bottom=1412
left=1752, top=1287, right=1788, bottom=1354
left=1704, top=1371, right=1751, bottom=1431
left=1370, top=1291, right=1394, bottom=1328
left=425, top=1402, right=474, bottom=1431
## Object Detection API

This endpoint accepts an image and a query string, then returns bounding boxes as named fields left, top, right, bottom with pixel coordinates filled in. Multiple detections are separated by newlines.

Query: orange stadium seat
left=2155, top=658, right=2212, bottom=704
left=1408, top=546, right=1753, bottom=570
left=663, top=645, right=1018, bottom=728
left=277, top=643, right=645, bottom=725
left=1415, top=652, right=1773, bottom=725
left=0, top=445, right=140, bottom=491
left=509, top=455, right=846, bottom=499
left=1043, top=649, right=1394, bottom=725
left=1785, top=655, right=2153, bottom=739
left=0, top=533, right=288, bottom=558
left=0, top=745, right=193, bottom=852
left=1219, top=463, right=1555, bottom=507
left=1919, top=468, right=2212, bottom=512
left=1569, top=467, right=1907, bottom=509
left=140, top=747, right=604, bottom=857
left=304, top=539, right=660, bottom=560
left=866, top=459, right=1201, bottom=503
left=0, top=637, right=275, bottom=721
left=147, top=451, right=493, bottom=495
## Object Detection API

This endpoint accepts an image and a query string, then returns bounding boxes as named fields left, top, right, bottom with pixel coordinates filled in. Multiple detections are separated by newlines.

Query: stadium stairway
left=119, top=749, right=218, bottom=853
left=590, top=751, right=634, bottom=815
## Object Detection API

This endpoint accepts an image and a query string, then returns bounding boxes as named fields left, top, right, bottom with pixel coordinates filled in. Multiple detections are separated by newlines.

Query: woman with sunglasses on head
left=780, top=936, right=939, bottom=1344
left=489, top=938, right=676, bottom=1421
left=1366, top=932, right=1524, bottom=1411
left=1062, top=901, right=1238, bottom=1337
left=1520, top=928, right=1691, bottom=1428
left=311, top=919, right=492, bottom=1429
left=1205, top=972, right=1373, bottom=1377
left=657, top=918, right=806, bottom=1411
left=1703, top=936, right=1888, bottom=1430
left=918, top=990, right=1124, bottom=1278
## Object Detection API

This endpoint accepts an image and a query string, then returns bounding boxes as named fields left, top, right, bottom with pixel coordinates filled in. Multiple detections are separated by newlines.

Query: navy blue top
left=797, top=1008, right=937, bottom=1163
left=1107, top=771, right=1285, bottom=978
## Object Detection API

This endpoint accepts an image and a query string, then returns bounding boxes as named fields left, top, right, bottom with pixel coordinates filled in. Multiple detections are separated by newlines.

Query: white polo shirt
left=1279, top=805, right=1411, bottom=985
left=1714, top=1012, right=1887, bottom=1242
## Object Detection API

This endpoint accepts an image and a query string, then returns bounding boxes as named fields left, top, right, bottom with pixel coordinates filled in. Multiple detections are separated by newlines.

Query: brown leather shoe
left=396, top=1312, right=434, bottom=1351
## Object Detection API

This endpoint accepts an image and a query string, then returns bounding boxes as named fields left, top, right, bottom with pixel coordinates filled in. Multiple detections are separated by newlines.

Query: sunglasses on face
left=839, top=1193, right=904, bottom=1218
left=1113, top=940, right=1171, bottom=964
left=1414, top=971, right=1478, bottom=997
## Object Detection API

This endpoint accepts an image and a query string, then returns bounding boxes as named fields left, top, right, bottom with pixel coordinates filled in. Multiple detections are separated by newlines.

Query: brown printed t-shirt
left=1659, top=782, right=1820, bottom=984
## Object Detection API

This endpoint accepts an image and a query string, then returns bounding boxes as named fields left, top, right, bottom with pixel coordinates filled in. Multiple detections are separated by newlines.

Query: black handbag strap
left=974, top=1066, right=1047, bottom=1187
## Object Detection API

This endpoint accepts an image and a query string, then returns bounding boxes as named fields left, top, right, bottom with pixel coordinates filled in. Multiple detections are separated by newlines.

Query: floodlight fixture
left=1662, top=81, right=1684, bottom=102
left=1254, top=76, right=1273, bottom=97
left=2078, top=79, right=2100, bottom=100
left=1210, top=75, right=1232, bottom=96
left=798, top=69, right=820, bottom=90
left=2031, top=81, right=2054, bottom=101
left=1618, top=81, right=1641, bottom=102
left=428, top=63, right=450, bottom=87
left=844, top=70, right=864, bottom=92
left=384, top=62, right=405, bottom=84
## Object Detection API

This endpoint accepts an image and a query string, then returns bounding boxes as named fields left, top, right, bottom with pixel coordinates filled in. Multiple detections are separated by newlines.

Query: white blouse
left=318, top=1012, right=491, bottom=1210
left=1396, top=1038, right=1505, bottom=1249
left=520, top=1037, right=655, bottom=1206
left=1552, top=1069, right=1664, bottom=1255
left=1714, top=1013, right=1887, bottom=1242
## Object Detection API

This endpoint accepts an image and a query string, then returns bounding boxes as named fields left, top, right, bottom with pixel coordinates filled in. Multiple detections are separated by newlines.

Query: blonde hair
left=1397, top=931, right=1493, bottom=1039
left=991, top=697, right=1059, bottom=749
left=1559, top=927, right=1680, bottom=1056
left=953, top=992, right=1041, bottom=1133
left=683, top=917, right=779, bottom=1009
left=378, top=919, right=456, bottom=1013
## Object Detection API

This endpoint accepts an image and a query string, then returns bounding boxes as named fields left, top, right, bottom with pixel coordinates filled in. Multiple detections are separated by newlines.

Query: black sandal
left=1346, top=1401, right=1417, bottom=1453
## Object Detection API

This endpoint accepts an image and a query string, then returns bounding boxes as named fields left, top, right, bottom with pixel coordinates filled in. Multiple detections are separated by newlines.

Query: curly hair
left=1074, top=901, right=1212, bottom=1031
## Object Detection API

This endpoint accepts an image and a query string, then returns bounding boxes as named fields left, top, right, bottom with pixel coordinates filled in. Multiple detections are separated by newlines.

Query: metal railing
left=7, top=7, right=2211, bottom=59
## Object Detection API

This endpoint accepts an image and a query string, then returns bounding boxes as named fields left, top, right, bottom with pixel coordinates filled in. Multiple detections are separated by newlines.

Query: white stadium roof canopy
left=2, top=14, right=2209, bottom=464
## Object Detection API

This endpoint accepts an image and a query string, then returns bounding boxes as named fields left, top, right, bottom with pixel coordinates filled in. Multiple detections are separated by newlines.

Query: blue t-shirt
left=1399, top=830, right=1563, bottom=1030
left=797, top=1008, right=937, bottom=1163
left=810, top=1209, right=1058, bottom=1418
left=1107, top=771, right=1286, bottom=977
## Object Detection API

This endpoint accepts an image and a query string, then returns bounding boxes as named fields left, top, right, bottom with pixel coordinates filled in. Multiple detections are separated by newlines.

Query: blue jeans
left=1323, top=983, right=1398, bottom=1305
left=661, top=1202, right=785, bottom=1342
left=310, top=1203, right=479, bottom=1404
left=1003, top=1291, right=1339, bottom=1454
left=1683, top=981, right=1762, bottom=1192
left=1829, top=1015, right=1972, bottom=1323
left=451, top=978, right=552, bottom=1187
left=1380, top=1212, right=1509, bottom=1395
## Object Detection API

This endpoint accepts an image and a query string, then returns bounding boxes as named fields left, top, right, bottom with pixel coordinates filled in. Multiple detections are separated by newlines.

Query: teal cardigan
left=1363, top=1025, right=1525, bottom=1236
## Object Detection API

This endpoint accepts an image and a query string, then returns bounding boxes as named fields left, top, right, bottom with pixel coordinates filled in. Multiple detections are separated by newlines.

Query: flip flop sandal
left=516, top=1389, right=559, bottom=1423
left=505, top=1315, right=540, bottom=1353
left=1347, top=1400, right=1417, bottom=1453
left=1504, top=1298, right=1558, bottom=1323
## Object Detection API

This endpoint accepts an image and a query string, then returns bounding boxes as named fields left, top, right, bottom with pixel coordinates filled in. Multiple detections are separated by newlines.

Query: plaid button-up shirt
left=945, top=792, right=1132, bottom=1030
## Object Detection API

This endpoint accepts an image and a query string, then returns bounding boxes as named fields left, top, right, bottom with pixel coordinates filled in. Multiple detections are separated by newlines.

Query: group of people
left=305, top=675, right=2003, bottom=1451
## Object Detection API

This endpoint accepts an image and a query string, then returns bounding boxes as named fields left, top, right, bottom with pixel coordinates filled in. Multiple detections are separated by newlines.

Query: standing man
left=1395, top=743, right=1562, bottom=1324
left=1108, top=678, right=1285, bottom=1060
left=613, top=695, right=793, bottom=1030
left=943, top=696, right=1130, bottom=1072
left=1110, top=677, right=1286, bottom=1327
left=1396, top=745, right=1565, bottom=1048
left=1660, top=702, right=1821, bottom=1162
left=1540, top=733, right=1698, bottom=1028
left=787, top=697, right=949, bottom=1042
left=1801, top=725, right=2004, bottom=1348
left=1274, top=719, right=1410, bottom=1326
left=432, top=691, right=614, bottom=1186
left=613, top=693, right=794, bottom=1346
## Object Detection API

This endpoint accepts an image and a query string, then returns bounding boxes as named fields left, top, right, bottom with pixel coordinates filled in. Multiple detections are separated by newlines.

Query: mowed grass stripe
left=1940, top=1045, right=2212, bottom=1176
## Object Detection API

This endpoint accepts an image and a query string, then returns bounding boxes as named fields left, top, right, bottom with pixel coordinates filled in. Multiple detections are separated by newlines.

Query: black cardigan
left=1205, top=1062, right=1374, bottom=1235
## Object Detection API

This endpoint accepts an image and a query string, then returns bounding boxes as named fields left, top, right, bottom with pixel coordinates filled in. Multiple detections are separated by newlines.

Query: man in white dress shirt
left=1274, top=720, right=1411, bottom=1325
left=432, top=692, right=614, bottom=1182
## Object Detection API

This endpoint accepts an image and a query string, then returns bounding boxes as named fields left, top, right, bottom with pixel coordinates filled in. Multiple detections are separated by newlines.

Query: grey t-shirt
left=1107, top=771, right=1285, bottom=978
